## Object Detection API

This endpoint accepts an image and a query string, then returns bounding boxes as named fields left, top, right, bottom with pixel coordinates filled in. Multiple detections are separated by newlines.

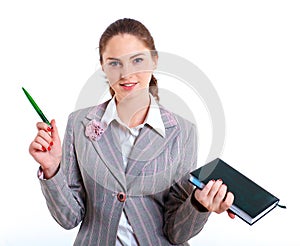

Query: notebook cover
left=190, top=158, right=279, bottom=219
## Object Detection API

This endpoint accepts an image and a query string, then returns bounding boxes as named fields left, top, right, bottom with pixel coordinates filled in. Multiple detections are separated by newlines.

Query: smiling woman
left=99, top=19, right=159, bottom=102
left=101, top=37, right=156, bottom=103
left=103, top=50, right=154, bottom=89
left=28, top=18, right=234, bottom=246
left=101, top=35, right=157, bottom=128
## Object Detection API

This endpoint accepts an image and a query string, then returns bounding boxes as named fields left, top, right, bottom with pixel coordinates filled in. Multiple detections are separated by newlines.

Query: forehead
left=102, top=34, right=150, bottom=59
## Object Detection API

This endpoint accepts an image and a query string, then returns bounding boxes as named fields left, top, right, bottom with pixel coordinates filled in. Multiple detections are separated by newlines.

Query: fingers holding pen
left=30, top=141, right=46, bottom=152
left=29, top=119, right=62, bottom=175
left=34, top=119, right=60, bottom=151
left=28, top=134, right=51, bottom=159
left=36, top=121, right=52, bottom=133
left=34, top=123, right=53, bottom=151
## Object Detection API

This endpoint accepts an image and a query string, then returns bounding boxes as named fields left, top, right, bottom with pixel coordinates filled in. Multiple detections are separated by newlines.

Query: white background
left=0, top=0, right=299, bottom=245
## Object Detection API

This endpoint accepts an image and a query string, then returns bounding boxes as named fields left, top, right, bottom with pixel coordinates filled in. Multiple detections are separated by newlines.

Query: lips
left=120, top=83, right=137, bottom=87
left=119, top=82, right=138, bottom=90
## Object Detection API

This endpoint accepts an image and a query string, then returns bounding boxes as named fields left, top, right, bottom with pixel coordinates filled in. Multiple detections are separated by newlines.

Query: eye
left=108, top=60, right=122, bottom=67
left=133, top=57, right=144, bottom=64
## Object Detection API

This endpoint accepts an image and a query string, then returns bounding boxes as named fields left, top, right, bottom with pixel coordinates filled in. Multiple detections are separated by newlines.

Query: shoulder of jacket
left=67, top=100, right=110, bottom=120
left=158, top=104, right=196, bottom=131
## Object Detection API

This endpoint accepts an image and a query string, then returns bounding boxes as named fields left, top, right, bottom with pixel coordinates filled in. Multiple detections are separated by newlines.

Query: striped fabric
left=39, top=100, right=210, bottom=245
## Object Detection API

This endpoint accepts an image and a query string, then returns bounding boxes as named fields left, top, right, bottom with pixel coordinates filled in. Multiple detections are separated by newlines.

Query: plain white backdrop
left=0, top=0, right=299, bottom=245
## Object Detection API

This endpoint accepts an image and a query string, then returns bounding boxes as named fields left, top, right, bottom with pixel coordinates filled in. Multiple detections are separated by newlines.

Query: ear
left=100, top=61, right=105, bottom=72
left=152, top=55, right=158, bottom=70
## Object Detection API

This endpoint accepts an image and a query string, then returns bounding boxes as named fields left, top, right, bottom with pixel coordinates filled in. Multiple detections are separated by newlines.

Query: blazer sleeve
left=163, top=123, right=210, bottom=244
left=39, top=112, right=86, bottom=230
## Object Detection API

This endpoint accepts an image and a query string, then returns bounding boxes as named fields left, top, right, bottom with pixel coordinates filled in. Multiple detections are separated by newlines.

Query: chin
left=117, top=89, right=149, bottom=102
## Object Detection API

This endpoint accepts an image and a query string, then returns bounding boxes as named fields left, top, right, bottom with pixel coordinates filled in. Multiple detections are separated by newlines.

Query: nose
left=120, top=62, right=132, bottom=79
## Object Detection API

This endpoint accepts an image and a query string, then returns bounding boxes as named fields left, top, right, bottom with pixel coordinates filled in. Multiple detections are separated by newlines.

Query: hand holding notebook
left=192, top=178, right=236, bottom=219
left=189, top=158, right=285, bottom=225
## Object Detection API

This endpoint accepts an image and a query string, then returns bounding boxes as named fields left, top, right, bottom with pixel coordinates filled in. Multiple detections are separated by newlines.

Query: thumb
left=50, top=119, right=60, bottom=142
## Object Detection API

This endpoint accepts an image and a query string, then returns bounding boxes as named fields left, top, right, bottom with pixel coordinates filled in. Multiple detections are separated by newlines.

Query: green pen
left=22, top=87, right=52, bottom=127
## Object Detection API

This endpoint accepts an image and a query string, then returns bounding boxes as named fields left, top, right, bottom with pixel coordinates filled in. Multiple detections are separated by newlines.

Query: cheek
left=106, top=73, right=120, bottom=87
left=109, top=79, right=119, bottom=88
left=137, top=72, right=152, bottom=86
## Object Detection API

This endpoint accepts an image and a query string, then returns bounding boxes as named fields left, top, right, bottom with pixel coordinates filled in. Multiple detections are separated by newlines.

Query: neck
left=116, top=90, right=150, bottom=128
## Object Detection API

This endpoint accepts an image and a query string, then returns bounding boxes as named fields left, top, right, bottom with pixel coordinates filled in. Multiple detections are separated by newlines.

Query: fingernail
left=42, top=146, right=46, bottom=152
left=47, top=146, right=51, bottom=151
left=47, top=127, right=51, bottom=132
left=50, top=141, right=54, bottom=146
left=218, top=178, right=223, bottom=182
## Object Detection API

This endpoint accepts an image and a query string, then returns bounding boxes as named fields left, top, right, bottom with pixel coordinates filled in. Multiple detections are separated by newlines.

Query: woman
left=29, top=18, right=234, bottom=246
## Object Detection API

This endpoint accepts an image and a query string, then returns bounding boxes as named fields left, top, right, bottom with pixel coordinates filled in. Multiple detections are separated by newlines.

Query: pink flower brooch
left=85, top=119, right=105, bottom=141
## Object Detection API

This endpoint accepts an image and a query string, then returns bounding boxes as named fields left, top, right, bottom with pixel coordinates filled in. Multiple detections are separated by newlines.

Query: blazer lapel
left=125, top=106, right=179, bottom=191
left=82, top=103, right=180, bottom=193
left=83, top=103, right=126, bottom=192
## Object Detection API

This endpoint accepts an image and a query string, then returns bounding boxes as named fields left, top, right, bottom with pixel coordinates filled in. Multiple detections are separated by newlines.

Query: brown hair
left=99, top=18, right=159, bottom=101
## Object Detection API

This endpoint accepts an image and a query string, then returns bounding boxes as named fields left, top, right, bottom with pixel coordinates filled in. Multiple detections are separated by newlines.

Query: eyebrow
left=129, top=52, right=146, bottom=59
left=106, top=52, right=146, bottom=61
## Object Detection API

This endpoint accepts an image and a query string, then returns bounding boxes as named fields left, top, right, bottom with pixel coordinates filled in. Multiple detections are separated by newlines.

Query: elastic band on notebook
left=277, top=204, right=287, bottom=209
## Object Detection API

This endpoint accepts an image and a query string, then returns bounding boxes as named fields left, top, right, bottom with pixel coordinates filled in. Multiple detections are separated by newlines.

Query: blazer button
left=117, top=192, right=126, bottom=202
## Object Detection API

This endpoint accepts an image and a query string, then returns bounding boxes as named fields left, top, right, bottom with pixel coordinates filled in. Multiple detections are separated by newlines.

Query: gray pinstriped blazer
left=39, top=100, right=210, bottom=246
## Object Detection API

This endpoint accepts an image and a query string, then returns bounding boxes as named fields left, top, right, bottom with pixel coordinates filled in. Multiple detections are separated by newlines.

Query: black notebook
left=189, top=158, right=280, bottom=225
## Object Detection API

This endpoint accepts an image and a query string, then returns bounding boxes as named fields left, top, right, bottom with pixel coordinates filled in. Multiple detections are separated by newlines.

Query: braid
left=149, top=75, right=159, bottom=102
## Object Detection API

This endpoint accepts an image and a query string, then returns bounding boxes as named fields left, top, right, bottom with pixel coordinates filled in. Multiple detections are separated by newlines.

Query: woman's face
left=101, top=34, right=157, bottom=102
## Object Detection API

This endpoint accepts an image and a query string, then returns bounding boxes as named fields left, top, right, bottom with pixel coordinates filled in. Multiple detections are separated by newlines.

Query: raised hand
left=29, top=119, right=62, bottom=179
